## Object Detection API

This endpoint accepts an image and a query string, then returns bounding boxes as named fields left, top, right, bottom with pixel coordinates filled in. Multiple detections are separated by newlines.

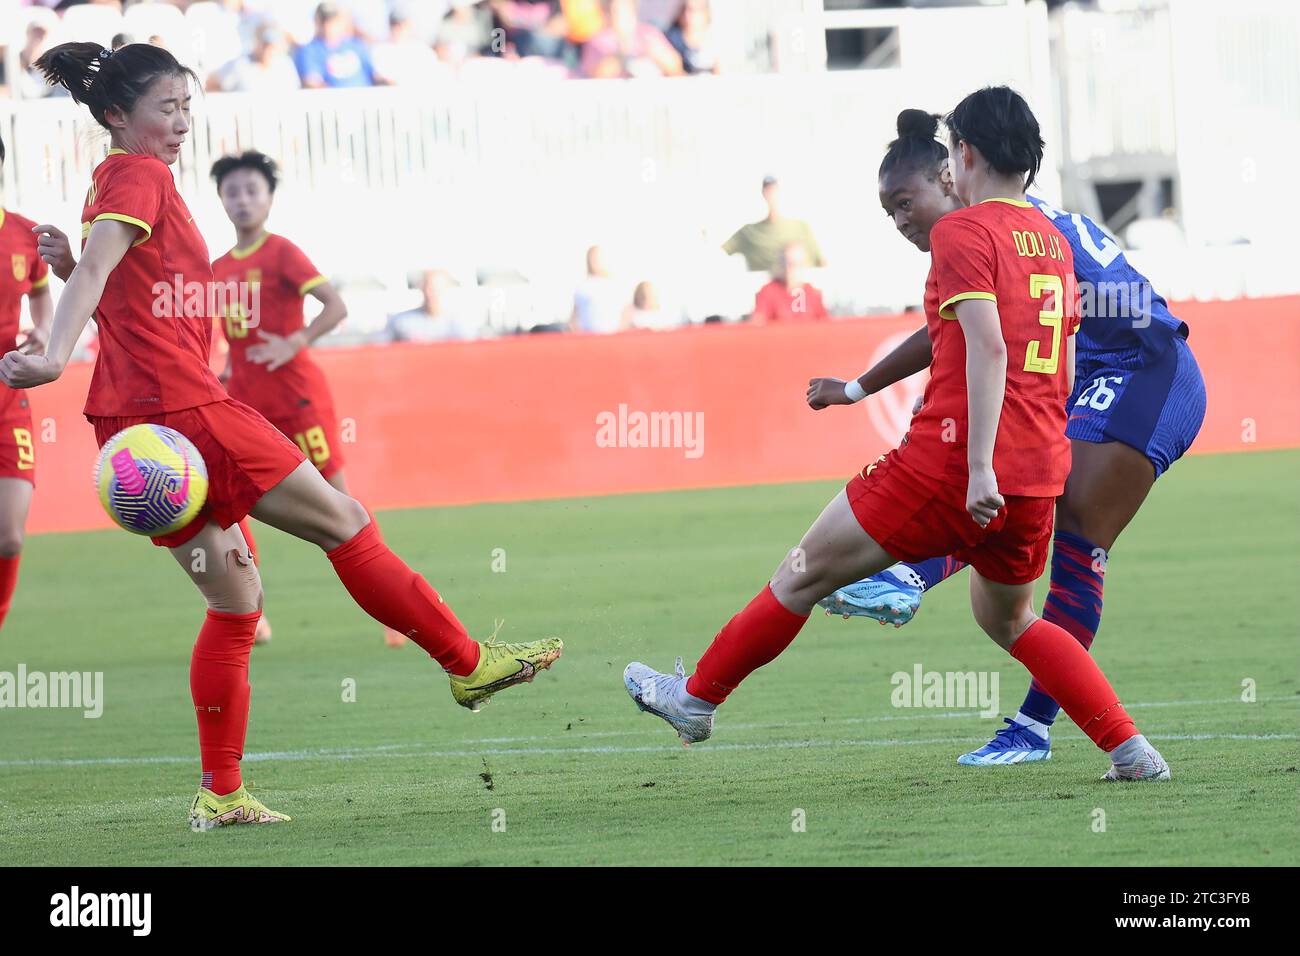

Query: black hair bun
left=897, top=109, right=940, bottom=140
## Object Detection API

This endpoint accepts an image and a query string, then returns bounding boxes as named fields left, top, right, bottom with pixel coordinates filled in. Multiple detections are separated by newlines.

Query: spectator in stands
left=373, top=7, right=438, bottom=85
left=210, top=22, right=302, bottom=94
left=14, top=22, right=61, bottom=100
left=722, top=175, right=825, bottom=272
left=344, top=0, right=396, bottom=43
left=622, top=280, right=680, bottom=330
left=434, top=36, right=471, bottom=71
left=230, top=0, right=272, bottom=53
left=111, top=33, right=134, bottom=52
left=386, top=269, right=481, bottom=342
left=439, top=0, right=494, bottom=56
left=637, top=0, right=682, bottom=31
left=294, top=2, right=376, bottom=88
left=750, top=243, right=828, bottom=325
left=561, top=0, right=606, bottom=48
left=580, top=0, right=682, bottom=78
left=570, top=245, right=628, bottom=333
left=492, top=0, right=569, bottom=59
left=666, top=0, right=719, bottom=75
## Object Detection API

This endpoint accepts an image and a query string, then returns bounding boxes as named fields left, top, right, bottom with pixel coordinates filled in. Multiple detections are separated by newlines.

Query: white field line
left=0, top=695, right=1295, bottom=768
left=0, top=733, right=1295, bottom=768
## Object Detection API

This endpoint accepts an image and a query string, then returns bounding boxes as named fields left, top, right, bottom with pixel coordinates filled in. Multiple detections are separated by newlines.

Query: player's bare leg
left=253, top=462, right=560, bottom=709
left=830, top=439, right=1164, bottom=765
left=1056, top=439, right=1155, bottom=550
left=961, top=439, right=1160, bottom=764
left=0, top=477, right=33, bottom=632
left=626, top=489, right=897, bottom=742
left=965, top=569, right=1038, bottom=653
left=324, top=467, right=407, bottom=648
left=769, top=490, right=899, bottom=613
left=252, top=461, right=371, bottom=550
left=232, top=518, right=273, bottom=645
left=170, top=521, right=290, bottom=828
left=967, top=569, right=1169, bottom=780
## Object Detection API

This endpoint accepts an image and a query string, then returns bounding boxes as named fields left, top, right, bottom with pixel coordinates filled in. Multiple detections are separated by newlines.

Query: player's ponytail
left=944, top=86, right=1044, bottom=188
left=878, top=109, right=948, bottom=181
left=34, top=42, right=198, bottom=131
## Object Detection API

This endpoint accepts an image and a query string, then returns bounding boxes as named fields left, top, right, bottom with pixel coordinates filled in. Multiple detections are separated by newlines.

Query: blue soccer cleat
left=957, top=717, right=1052, bottom=765
left=817, top=566, right=923, bottom=627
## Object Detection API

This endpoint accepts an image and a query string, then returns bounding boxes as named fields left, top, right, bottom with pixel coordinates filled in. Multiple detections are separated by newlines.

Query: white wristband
left=843, top=378, right=868, bottom=403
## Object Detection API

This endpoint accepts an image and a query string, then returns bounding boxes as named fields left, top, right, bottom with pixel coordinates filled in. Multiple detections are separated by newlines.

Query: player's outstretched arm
left=806, top=323, right=930, bottom=409
left=0, top=219, right=134, bottom=389
left=955, top=299, right=1006, bottom=527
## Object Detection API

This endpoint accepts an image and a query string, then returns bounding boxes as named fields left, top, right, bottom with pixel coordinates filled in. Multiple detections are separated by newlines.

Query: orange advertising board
left=21, top=297, right=1299, bottom=536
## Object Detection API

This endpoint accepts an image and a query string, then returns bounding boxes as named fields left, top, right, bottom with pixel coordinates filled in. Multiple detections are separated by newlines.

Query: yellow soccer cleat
left=188, top=786, right=291, bottom=831
left=449, top=636, right=563, bottom=711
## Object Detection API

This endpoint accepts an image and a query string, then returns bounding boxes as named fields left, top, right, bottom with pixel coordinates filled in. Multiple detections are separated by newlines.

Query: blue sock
left=898, top=556, right=968, bottom=592
left=1018, top=530, right=1106, bottom=727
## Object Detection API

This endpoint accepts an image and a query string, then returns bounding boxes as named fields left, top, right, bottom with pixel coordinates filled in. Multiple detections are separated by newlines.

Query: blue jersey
left=1027, top=196, right=1187, bottom=364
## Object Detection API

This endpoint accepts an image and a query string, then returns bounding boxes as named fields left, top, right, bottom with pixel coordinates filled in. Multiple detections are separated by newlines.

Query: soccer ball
left=94, top=424, right=209, bottom=536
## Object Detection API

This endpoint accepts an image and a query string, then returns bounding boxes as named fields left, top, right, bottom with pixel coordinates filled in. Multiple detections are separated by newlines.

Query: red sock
left=686, top=584, right=808, bottom=705
left=326, top=520, right=480, bottom=675
left=0, top=554, right=20, bottom=631
left=191, top=609, right=260, bottom=796
left=237, top=518, right=259, bottom=565
left=1010, top=618, right=1137, bottom=751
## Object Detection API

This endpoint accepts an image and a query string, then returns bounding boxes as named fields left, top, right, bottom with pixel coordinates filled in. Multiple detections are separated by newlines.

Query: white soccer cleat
left=623, top=657, right=715, bottom=745
left=1103, top=738, right=1171, bottom=781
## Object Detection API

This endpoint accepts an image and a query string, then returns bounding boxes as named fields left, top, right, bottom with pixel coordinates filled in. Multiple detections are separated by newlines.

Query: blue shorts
left=1066, top=334, right=1206, bottom=478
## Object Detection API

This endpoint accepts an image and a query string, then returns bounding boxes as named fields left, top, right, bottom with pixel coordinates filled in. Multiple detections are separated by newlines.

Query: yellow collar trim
left=979, top=197, right=1033, bottom=208
left=107, top=147, right=128, bottom=156
left=229, top=232, right=271, bottom=260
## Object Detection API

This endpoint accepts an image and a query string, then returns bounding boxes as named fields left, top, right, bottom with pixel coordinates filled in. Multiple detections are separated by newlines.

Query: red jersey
left=210, top=233, right=331, bottom=420
left=81, top=150, right=226, bottom=417
left=896, top=198, right=1077, bottom=497
left=752, top=279, right=828, bottom=324
left=0, top=208, right=50, bottom=417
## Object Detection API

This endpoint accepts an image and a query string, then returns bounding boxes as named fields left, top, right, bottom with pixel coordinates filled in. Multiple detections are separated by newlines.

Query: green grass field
left=1, top=449, right=1297, bottom=866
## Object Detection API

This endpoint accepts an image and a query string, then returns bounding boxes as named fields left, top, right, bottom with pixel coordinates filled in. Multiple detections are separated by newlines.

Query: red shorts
left=846, top=450, right=1055, bottom=586
left=0, top=408, right=36, bottom=485
left=262, top=395, right=345, bottom=482
left=89, top=399, right=306, bottom=548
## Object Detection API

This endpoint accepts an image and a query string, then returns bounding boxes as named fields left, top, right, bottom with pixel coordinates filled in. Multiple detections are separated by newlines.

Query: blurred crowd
left=3, top=0, right=842, bottom=346
left=2, top=0, right=726, bottom=98
left=382, top=173, right=833, bottom=343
